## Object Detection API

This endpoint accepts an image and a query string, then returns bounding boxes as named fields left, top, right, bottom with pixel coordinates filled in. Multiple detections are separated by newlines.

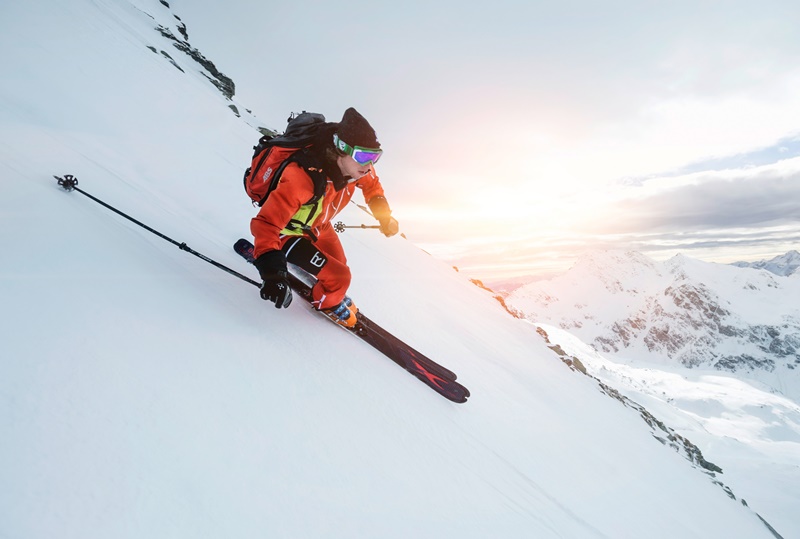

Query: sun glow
left=393, top=163, right=623, bottom=280
left=385, top=77, right=800, bottom=282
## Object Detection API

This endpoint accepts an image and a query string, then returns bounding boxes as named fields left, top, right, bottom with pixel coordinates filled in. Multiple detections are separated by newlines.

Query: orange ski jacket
left=250, top=162, right=386, bottom=258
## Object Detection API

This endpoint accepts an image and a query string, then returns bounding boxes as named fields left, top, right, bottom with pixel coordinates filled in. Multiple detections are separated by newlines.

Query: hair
left=307, top=127, right=348, bottom=190
left=324, top=145, right=344, bottom=164
left=304, top=123, right=341, bottom=166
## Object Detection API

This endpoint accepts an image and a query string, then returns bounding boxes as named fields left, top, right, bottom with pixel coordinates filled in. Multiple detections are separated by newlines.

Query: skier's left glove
left=253, top=250, right=292, bottom=308
left=368, top=196, right=399, bottom=237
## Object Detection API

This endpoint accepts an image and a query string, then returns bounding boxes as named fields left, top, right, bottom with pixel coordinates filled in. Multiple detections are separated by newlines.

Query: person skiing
left=250, top=107, right=399, bottom=328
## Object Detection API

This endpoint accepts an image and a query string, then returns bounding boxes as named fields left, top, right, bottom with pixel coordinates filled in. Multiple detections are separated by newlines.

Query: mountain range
left=732, top=250, right=800, bottom=277
left=507, top=250, right=800, bottom=389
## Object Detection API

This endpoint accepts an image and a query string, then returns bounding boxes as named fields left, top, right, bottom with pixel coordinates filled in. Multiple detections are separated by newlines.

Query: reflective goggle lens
left=334, top=134, right=382, bottom=165
left=352, top=149, right=382, bottom=165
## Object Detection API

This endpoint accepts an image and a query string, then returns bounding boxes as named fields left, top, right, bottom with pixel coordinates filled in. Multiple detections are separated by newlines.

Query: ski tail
left=234, top=238, right=256, bottom=263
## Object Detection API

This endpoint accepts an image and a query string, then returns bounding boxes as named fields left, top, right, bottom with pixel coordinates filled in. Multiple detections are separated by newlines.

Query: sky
left=174, top=0, right=800, bottom=281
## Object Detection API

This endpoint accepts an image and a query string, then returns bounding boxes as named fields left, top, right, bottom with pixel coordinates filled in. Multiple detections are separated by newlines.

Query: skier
left=251, top=107, right=399, bottom=328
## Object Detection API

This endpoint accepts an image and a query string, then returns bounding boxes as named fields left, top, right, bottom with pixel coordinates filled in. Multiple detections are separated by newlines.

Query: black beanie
left=337, top=107, right=380, bottom=149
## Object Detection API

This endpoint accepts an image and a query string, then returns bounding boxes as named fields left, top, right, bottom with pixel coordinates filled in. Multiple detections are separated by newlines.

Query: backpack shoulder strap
left=279, top=149, right=329, bottom=242
left=290, top=148, right=328, bottom=205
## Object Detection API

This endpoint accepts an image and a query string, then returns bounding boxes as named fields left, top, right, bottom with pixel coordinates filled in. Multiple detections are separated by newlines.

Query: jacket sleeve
left=357, top=167, right=386, bottom=204
left=250, top=163, right=316, bottom=258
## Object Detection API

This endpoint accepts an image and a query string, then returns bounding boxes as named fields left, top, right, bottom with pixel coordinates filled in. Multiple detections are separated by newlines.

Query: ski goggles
left=333, top=134, right=383, bottom=165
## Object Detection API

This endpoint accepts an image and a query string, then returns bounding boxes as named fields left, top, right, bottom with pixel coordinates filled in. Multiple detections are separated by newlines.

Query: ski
left=234, top=238, right=470, bottom=403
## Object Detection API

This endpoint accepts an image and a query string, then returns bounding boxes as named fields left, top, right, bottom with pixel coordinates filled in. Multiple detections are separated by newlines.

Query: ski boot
left=321, top=296, right=358, bottom=329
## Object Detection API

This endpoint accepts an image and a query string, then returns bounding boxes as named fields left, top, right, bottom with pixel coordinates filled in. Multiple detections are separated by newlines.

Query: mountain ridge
left=508, top=250, right=800, bottom=379
left=732, top=250, right=800, bottom=276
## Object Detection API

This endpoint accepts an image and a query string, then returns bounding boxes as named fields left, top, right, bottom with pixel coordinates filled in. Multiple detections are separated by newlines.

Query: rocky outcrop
left=134, top=1, right=236, bottom=102
left=155, top=25, right=235, bottom=100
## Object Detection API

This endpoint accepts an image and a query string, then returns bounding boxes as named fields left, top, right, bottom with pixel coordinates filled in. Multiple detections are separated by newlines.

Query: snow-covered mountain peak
left=574, top=249, right=661, bottom=278
left=732, top=249, right=800, bottom=276
left=552, top=250, right=665, bottom=304
left=665, top=251, right=699, bottom=274
left=774, top=249, right=800, bottom=263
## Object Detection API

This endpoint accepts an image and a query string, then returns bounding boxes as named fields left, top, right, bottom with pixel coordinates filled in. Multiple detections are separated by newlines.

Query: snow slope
left=0, top=1, right=784, bottom=537
left=538, top=324, right=800, bottom=539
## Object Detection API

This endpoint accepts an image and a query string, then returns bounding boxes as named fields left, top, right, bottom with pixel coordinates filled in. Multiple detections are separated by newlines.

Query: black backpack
left=243, top=112, right=337, bottom=207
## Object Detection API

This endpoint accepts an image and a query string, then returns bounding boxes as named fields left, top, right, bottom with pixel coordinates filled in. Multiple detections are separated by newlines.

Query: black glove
left=253, top=250, right=293, bottom=308
left=368, top=196, right=399, bottom=237
left=260, top=272, right=292, bottom=308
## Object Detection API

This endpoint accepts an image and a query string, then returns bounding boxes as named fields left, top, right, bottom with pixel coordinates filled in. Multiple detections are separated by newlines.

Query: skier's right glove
left=253, top=250, right=292, bottom=309
left=260, top=273, right=292, bottom=308
left=368, top=196, right=399, bottom=237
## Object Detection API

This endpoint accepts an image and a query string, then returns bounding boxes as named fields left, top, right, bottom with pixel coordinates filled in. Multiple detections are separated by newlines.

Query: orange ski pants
left=280, top=223, right=351, bottom=310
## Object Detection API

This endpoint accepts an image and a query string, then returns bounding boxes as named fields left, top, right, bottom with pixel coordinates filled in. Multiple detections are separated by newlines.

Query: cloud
left=599, top=159, right=800, bottom=234
left=410, top=157, right=800, bottom=280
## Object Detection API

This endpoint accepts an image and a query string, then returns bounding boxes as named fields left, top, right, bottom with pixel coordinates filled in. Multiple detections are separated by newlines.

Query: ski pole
left=333, top=221, right=380, bottom=233
left=55, top=174, right=260, bottom=287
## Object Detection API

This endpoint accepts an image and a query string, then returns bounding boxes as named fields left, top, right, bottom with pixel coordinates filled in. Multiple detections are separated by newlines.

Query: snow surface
left=0, top=1, right=787, bottom=537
